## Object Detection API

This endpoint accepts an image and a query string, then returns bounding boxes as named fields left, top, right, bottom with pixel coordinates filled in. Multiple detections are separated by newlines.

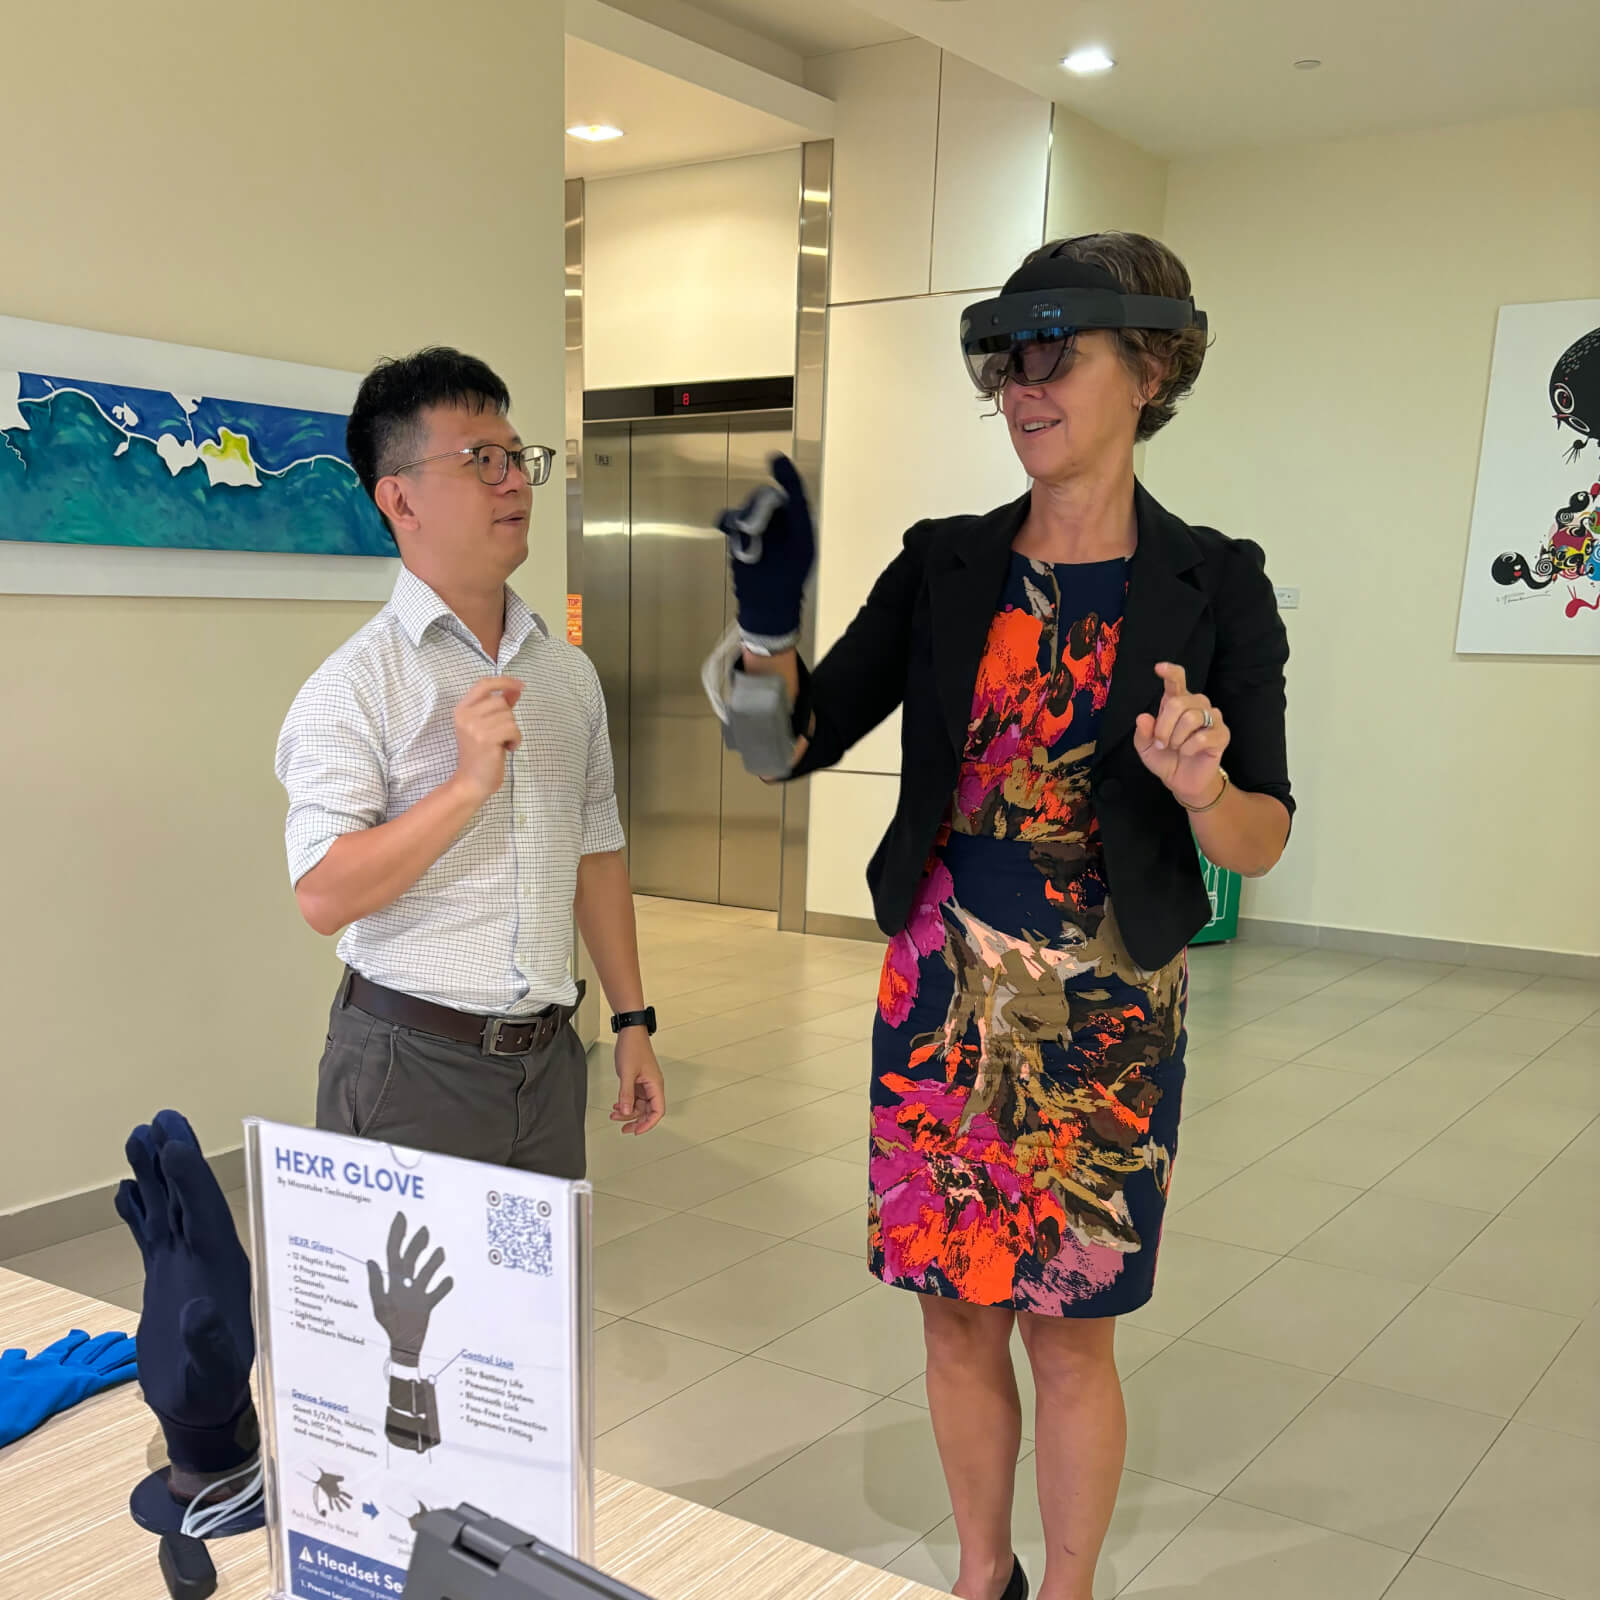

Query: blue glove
left=115, top=1110, right=258, bottom=1475
left=0, top=1329, right=139, bottom=1447
left=719, top=454, right=816, bottom=648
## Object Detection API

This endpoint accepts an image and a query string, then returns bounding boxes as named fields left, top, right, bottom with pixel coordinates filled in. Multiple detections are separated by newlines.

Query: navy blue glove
left=115, top=1110, right=258, bottom=1475
left=719, top=454, right=816, bottom=648
left=0, top=1329, right=138, bottom=1447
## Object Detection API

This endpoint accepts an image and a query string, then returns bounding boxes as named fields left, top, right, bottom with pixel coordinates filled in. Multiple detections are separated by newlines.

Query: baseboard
left=1236, top=918, right=1599, bottom=981
left=802, top=910, right=885, bottom=944
left=0, top=1144, right=246, bottom=1261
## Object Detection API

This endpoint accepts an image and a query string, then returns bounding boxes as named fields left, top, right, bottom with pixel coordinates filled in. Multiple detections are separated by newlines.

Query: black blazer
left=792, top=481, right=1293, bottom=972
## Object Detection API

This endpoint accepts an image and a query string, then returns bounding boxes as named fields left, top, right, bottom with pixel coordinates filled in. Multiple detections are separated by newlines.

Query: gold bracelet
left=1179, top=770, right=1230, bottom=814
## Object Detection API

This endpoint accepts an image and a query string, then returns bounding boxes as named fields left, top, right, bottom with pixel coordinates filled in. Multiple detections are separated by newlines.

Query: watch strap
left=610, top=1007, right=656, bottom=1036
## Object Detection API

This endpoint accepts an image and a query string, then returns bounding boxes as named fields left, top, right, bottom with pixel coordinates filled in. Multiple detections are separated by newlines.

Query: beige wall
left=0, top=0, right=568, bottom=1214
left=584, top=149, right=802, bottom=389
left=1145, top=107, right=1600, bottom=956
left=1045, top=104, right=1169, bottom=242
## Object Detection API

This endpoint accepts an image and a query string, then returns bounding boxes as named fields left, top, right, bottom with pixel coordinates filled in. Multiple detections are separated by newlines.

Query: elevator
left=581, top=392, right=792, bottom=910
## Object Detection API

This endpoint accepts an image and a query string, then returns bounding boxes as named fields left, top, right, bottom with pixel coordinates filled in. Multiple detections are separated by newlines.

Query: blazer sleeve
left=788, top=522, right=932, bottom=779
left=1209, top=537, right=1295, bottom=817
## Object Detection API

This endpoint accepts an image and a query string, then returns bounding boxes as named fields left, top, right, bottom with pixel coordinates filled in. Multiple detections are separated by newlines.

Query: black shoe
left=999, top=1557, right=1028, bottom=1600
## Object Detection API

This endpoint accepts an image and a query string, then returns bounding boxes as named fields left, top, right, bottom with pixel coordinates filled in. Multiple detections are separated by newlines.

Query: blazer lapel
left=928, top=492, right=1029, bottom=757
left=1095, top=482, right=1206, bottom=766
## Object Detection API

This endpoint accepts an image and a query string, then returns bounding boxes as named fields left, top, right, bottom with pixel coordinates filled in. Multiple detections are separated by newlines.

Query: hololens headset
left=960, top=247, right=1207, bottom=395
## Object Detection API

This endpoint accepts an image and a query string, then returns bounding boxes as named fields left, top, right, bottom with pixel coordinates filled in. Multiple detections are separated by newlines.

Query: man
left=275, top=347, right=664, bottom=1178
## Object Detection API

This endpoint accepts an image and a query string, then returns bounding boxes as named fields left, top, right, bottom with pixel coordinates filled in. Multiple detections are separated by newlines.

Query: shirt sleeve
left=273, top=663, right=388, bottom=886
left=579, top=657, right=626, bottom=856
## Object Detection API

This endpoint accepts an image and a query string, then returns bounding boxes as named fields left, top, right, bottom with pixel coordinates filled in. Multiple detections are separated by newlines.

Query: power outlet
left=1274, top=586, right=1300, bottom=610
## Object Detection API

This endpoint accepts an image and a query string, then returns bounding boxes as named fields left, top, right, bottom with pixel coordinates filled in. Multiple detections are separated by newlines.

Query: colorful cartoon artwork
left=1457, top=300, right=1600, bottom=656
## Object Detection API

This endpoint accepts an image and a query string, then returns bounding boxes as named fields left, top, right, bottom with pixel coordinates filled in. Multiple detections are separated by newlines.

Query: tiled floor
left=7, top=897, right=1598, bottom=1598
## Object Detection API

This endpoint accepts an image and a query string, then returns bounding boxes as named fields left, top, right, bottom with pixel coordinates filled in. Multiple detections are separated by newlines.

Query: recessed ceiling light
left=1293, top=58, right=1322, bottom=71
left=1062, top=46, right=1115, bottom=76
left=566, top=123, right=624, bottom=142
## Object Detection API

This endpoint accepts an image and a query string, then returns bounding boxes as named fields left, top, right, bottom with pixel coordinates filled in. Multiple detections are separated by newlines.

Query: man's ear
left=374, top=475, right=416, bottom=537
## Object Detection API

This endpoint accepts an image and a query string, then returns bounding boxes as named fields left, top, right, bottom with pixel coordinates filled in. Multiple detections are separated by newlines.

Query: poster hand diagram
left=367, top=1211, right=454, bottom=1454
left=308, top=1468, right=352, bottom=1517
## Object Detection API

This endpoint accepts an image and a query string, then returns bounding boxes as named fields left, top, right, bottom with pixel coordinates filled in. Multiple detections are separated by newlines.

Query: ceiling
left=564, top=35, right=818, bottom=178
left=676, top=0, right=1600, bottom=156
left=672, top=0, right=907, bottom=57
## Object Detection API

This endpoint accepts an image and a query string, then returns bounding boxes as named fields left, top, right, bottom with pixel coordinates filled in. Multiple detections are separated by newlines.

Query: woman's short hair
left=1022, top=232, right=1207, bottom=441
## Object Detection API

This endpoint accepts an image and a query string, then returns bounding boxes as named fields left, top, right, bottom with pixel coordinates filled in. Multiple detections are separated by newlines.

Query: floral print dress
left=869, top=553, right=1187, bottom=1318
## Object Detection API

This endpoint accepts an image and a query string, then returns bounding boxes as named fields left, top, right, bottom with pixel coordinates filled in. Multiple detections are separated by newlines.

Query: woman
left=722, top=233, right=1293, bottom=1600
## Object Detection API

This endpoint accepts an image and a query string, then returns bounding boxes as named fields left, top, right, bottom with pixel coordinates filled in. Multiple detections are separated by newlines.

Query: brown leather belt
left=342, top=970, right=583, bottom=1057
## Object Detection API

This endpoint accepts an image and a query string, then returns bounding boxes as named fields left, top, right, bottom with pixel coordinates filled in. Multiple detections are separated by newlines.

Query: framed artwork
left=1, top=314, right=398, bottom=599
left=1456, top=298, right=1599, bottom=656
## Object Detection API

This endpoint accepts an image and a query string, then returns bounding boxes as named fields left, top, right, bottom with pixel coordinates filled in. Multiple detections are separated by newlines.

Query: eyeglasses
left=966, top=329, right=1081, bottom=395
left=389, top=443, right=556, bottom=487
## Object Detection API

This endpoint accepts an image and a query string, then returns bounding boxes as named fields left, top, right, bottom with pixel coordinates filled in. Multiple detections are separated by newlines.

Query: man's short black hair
left=345, top=347, right=512, bottom=527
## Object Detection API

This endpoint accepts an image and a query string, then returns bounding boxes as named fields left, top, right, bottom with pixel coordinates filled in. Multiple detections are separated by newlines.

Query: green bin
left=1190, top=842, right=1241, bottom=945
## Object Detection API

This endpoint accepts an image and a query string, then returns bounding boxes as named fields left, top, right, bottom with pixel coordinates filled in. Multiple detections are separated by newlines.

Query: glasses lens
left=474, top=445, right=510, bottom=485
left=524, top=447, right=552, bottom=487
left=964, top=335, right=1011, bottom=394
left=1015, top=330, right=1073, bottom=384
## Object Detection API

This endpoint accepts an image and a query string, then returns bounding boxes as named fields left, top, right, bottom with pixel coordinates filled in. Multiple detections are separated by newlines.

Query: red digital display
left=682, top=391, right=691, bottom=406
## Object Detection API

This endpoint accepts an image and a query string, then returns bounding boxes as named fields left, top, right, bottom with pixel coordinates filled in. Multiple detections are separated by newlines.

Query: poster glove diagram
left=366, top=1210, right=454, bottom=1454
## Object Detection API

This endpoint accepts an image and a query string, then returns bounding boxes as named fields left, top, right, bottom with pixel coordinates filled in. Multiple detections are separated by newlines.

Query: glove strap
left=386, top=1374, right=441, bottom=1454
left=738, top=628, right=802, bottom=656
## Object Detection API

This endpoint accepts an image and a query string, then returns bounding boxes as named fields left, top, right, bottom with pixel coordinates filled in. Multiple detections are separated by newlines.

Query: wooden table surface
left=0, top=1268, right=944, bottom=1600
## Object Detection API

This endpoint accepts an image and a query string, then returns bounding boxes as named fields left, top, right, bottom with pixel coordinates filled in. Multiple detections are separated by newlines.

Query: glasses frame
left=388, top=442, right=557, bottom=487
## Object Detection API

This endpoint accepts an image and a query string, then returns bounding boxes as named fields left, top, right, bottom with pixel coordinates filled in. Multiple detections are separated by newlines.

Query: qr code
left=485, top=1191, right=553, bottom=1277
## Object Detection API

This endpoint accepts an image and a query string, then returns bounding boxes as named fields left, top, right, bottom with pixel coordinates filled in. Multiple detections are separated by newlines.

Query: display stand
left=243, top=1120, right=594, bottom=1600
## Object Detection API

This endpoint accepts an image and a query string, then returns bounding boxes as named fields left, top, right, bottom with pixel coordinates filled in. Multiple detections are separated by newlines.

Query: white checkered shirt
left=274, top=567, right=625, bottom=1015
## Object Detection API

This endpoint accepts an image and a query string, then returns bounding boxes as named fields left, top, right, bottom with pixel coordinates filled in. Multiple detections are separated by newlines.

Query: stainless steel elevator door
left=626, top=421, right=731, bottom=903
left=718, top=418, right=788, bottom=911
left=584, top=425, right=631, bottom=845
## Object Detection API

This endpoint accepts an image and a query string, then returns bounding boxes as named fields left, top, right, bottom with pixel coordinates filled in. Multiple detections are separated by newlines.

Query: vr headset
left=960, top=247, right=1207, bottom=395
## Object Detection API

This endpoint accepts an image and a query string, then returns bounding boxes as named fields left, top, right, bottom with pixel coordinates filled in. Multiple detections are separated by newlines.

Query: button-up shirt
left=275, top=567, right=624, bottom=1015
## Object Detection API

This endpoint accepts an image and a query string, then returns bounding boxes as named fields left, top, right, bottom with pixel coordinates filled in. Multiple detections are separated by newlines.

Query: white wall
left=0, top=0, right=568, bottom=1215
left=801, top=42, right=1050, bottom=921
left=1146, top=107, right=1600, bottom=957
left=584, top=149, right=802, bottom=388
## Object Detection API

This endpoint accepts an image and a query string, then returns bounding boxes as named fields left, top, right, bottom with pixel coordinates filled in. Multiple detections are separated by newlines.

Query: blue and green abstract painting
left=0, top=373, right=390, bottom=556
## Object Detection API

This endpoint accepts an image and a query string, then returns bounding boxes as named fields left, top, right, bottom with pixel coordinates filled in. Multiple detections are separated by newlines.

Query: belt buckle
left=483, top=1017, right=527, bottom=1057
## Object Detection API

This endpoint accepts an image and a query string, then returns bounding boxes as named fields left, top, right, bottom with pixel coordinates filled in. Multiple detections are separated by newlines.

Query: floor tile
left=1437, top=1010, right=1574, bottom=1065
left=1292, top=1188, right=1495, bottom=1284
left=1433, top=1213, right=1600, bottom=1317
left=650, top=1011, right=777, bottom=1061
left=649, top=1077, right=835, bottom=1145
left=1223, top=1378, right=1502, bottom=1551
left=795, top=1209, right=866, bottom=1258
left=892, top=1469, right=1210, bottom=1600
left=1344, top=1288, right=1577, bottom=1417
left=688, top=1028, right=862, bottom=1075
left=590, top=1192, right=674, bottom=1248
left=595, top=1355, right=878, bottom=1506
left=1121, top=1233, right=1280, bottom=1336
left=1166, top=1154, right=1244, bottom=1209
left=720, top=1399, right=953, bottom=1568
left=1187, top=1257, right=1418, bottom=1374
left=1225, top=996, right=1386, bottom=1061
left=97, top=1281, right=145, bottom=1314
left=1443, top=1091, right=1595, bottom=1160
left=1420, top=1422, right=1600, bottom=1599
left=629, top=1240, right=869, bottom=1353
left=2, top=1221, right=145, bottom=1300
left=1317, top=960, right=1461, bottom=1006
left=1115, top=1323, right=1177, bottom=1380
left=1256, top=948, right=1379, bottom=984
left=737, top=1091, right=870, bottom=1155
left=1376, top=1136, right=1552, bottom=1213
left=765, top=1038, right=874, bottom=1092
left=593, top=1135, right=809, bottom=1210
left=593, top=1320, right=739, bottom=1433
left=1300, top=1004, right=1472, bottom=1074
left=1228, top=1062, right=1376, bottom=1119
left=1170, top=1166, right=1362, bottom=1254
left=1493, top=977, right=1600, bottom=1026
left=1120, top=1494, right=1404, bottom=1598
left=1516, top=1316, right=1600, bottom=1441
left=1409, top=969, right=1537, bottom=1013
left=1260, top=1119, right=1434, bottom=1188
left=1505, top=1046, right=1600, bottom=1113
left=692, top=1155, right=863, bottom=1237
left=1383, top=1558, right=1554, bottom=1600
left=592, top=1213, right=781, bottom=1317
left=1122, top=1340, right=1327, bottom=1493
left=759, top=1284, right=927, bottom=1395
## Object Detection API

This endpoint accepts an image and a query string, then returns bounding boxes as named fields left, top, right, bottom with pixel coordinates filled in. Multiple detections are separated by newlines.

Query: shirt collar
left=391, top=566, right=548, bottom=658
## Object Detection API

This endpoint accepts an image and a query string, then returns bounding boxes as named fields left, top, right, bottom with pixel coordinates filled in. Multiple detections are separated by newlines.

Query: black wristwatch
left=610, top=1007, right=657, bottom=1036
